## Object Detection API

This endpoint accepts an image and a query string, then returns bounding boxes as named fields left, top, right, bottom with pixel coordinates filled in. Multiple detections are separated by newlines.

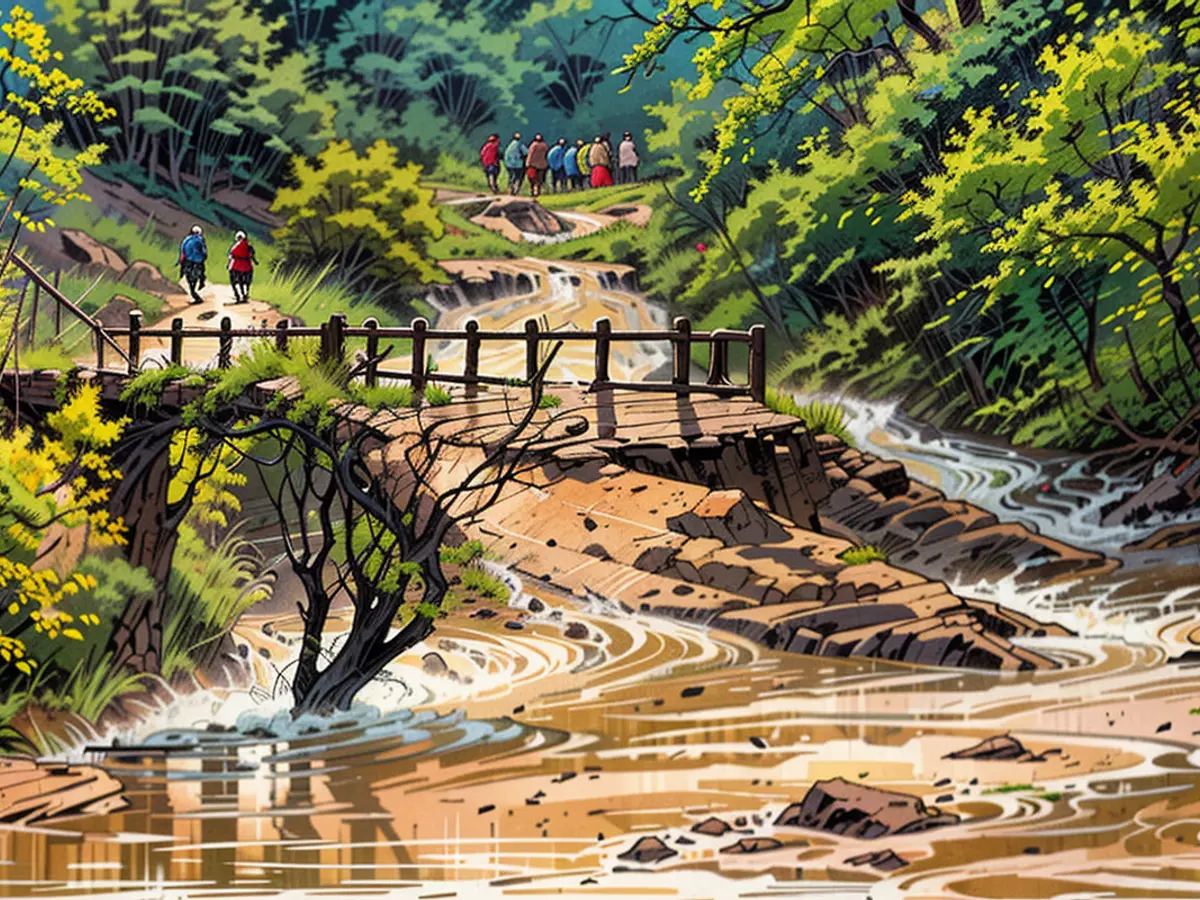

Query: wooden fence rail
left=103, top=312, right=769, bottom=402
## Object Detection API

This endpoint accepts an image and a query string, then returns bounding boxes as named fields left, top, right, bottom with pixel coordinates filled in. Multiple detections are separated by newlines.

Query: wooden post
left=594, top=316, right=611, bottom=384
left=524, top=318, right=540, bottom=384
left=95, top=326, right=104, bottom=370
left=26, top=281, right=38, bottom=347
left=411, top=317, right=428, bottom=393
left=749, top=324, right=766, bottom=403
left=464, top=318, right=480, bottom=399
left=275, top=319, right=289, bottom=352
left=707, top=331, right=732, bottom=385
left=53, top=289, right=61, bottom=336
left=128, top=310, right=142, bottom=375
left=328, top=314, right=348, bottom=362
left=363, top=317, right=379, bottom=387
left=218, top=316, right=233, bottom=369
left=170, top=317, right=184, bottom=365
left=672, top=316, right=691, bottom=387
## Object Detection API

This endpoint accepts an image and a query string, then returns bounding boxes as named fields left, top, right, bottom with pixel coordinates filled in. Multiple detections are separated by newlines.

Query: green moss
left=838, top=545, right=888, bottom=566
left=989, top=469, right=1013, bottom=489
left=1035, top=791, right=1062, bottom=802
left=120, top=364, right=196, bottom=409
left=983, top=783, right=1036, bottom=794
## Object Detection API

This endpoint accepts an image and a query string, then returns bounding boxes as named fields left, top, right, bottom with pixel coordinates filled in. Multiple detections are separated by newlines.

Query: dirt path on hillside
left=137, top=277, right=286, bottom=369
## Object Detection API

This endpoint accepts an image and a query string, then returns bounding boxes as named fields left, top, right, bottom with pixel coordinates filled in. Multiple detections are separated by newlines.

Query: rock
left=481, top=199, right=572, bottom=236
left=1102, top=460, right=1200, bottom=527
left=528, top=597, right=546, bottom=613
left=1124, top=522, right=1200, bottom=552
left=721, top=837, right=782, bottom=854
left=692, top=816, right=732, bottom=836
left=564, top=621, right=590, bottom=640
left=60, top=229, right=127, bottom=271
left=775, top=778, right=959, bottom=838
left=667, top=490, right=791, bottom=547
left=504, top=620, right=525, bottom=630
left=92, top=296, right=139, bottom=330
left=617, top=835, right=677, bottom=864
left=856, top=460, right=909, bottom=498
left=422, top=652, right=449, bottom=676
left=0, top=758, right=126, bottom=824
left=121, top=259, right=181, bottom=295
left=945, top=734, right=1043, bottom=762
left=846, top=849, right=908, bottom=872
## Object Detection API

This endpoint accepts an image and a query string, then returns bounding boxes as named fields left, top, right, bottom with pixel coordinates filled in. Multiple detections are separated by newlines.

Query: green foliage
left=19, top=344, right=77, bottom=373
left=538, top=393, right=563, bottom=409
left=271, top=140, right=446, bottom=292
left=121, top=365, right=200, bottom=409
left=1036, top=792, right=1063, bottom=802
left=163, top=525, right=271, bottom=679
left=459, top=564, right=509, bottom=602
left=627, top=0, right=1200, bottom=451
left=440, top=539, right=485, bottom=565
left=424, top=383, right=454, bottom=406
left=352, top=383, right=417, bottom=410
left=983, top=783, right=1037, bottom=794
left=838, top=545, right=888, bottom=566
left=765, top=389, right=852, bottom=444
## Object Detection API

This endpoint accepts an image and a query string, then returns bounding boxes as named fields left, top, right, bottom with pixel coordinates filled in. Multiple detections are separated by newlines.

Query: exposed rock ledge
left=469, top=456, right=1067, bottom=671
left=816, top=434, right=1117, bottom=584
left=0, top=758, right=126, bottom=824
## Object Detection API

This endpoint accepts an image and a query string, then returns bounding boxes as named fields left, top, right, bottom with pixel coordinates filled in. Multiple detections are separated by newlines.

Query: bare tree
left=203, top=344, right=584, bottom=715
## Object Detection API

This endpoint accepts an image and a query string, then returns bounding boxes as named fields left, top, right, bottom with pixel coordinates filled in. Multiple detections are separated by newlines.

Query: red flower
left=696, top=242, right=707, bottom=253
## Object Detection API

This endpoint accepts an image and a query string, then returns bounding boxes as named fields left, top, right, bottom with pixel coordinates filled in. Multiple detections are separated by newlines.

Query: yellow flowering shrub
left=0, top=385, right=127, bottom=677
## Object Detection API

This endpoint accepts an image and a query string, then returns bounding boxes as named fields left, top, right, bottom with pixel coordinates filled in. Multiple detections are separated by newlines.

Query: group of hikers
left=480, top=131, right=640, bottom=198
left=177, top=225, right=258, bottom=304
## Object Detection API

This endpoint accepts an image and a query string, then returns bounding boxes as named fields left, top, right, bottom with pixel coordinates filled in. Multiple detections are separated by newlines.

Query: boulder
left=60, top=229, right=127, bottom=271
left=0, top=758, right=126, bottom=824
left=121, top=259, right=182, bottom=295
left=846, top=849, right=908, bottom=872
left=667, top=490, right=790, bottom=547
left=422, top=652, right=449, bottom=676
left=564, top=621, right=590, bottom=640
left=1123, top=522, right=1200, bottom=553
left=721, top=836, right=782, bottom=854
left=775, top=778, right=959, bottom=839
left=856, top=460, right=909, bottom=499
left=945, top=734, right=1043, bottom=762
left=691, top=816, right=732, bottom=836
left=617, top=835, right=677, bottom=864
left=92, top=296, right=139, bottom=330
left=482, top=200, right=571, bottom=236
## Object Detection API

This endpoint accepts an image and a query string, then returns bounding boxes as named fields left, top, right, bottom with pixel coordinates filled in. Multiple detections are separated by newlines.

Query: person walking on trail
left=575, top=139, right=592, bottom=189
left=504, top=132, right=528, bottom=195
left=227, top=230, right=257, bottom=305
left=525, top=133, right=550, bottom=199
left=618, top=132, right=640, bottom=184
left=547, top=137, right=567, bottom=194
left=179, top=224, right=208, bottom=304
left=563, top=138, right=582, bottom=191
left=479, top=133, right=502, bottom=194
left=588, top=136, right=613, bottom=188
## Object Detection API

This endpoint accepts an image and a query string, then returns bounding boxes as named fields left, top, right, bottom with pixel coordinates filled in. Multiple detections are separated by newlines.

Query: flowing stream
left=6, top=259, right=1200, bottom=900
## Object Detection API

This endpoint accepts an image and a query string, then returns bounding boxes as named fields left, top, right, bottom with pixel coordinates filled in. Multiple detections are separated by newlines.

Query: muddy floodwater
left=5, top=260, right=1200, bottom=899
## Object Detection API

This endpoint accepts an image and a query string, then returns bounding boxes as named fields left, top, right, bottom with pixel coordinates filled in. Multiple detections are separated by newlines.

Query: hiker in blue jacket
left=179, top=225, right=208, bottom=304
left=547, top=138, right=568, bottom=193
left=503, top=132, right=528, bottom=195
left=562, top=139, right=582, bottom=191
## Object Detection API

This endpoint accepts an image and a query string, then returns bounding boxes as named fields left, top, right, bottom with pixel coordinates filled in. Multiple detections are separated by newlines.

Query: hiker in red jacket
left=479, top=133, right=501, bottom=194
left=227, top=230, right=256, bottom=304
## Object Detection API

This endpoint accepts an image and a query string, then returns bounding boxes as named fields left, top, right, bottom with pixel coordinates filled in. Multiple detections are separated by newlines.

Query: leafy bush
left=272, top=140, right=446, bottom=292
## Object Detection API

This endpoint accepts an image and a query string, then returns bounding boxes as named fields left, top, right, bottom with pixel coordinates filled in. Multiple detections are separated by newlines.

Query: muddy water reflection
left=3, top=581, right=1200, bottom=898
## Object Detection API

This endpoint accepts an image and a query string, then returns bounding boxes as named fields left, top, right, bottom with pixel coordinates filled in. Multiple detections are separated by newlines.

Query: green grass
left=838, top=545, right=888, bottom=566
left=428, top=205, right=523, bottom=261
left=440, top=540, right=486, bottom=565
left=460, top=564, right=510, bottom=602
left=18, top=344, right=77, bottom=372
left=36, top=653, right=150, bottom=722
left=55, top=198, right=184, bottom=275
left=424, top=384, right=453, bottom=406
left=983, top=783, right=1037, bottom=794
left=536, top=181, right=658, bottom=213
left=765, top=389, right=854, bottom=444
left=163, top=524, right=272, bottom=679
left=1035, top=791, right=1062, bottom=802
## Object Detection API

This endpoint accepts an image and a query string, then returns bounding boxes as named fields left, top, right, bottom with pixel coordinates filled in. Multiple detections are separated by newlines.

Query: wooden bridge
left=94, top=310, right=769, bottom=402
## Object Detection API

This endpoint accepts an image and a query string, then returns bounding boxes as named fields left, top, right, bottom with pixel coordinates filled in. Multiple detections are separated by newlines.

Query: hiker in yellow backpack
left=574, top=139, right=591, bottom=190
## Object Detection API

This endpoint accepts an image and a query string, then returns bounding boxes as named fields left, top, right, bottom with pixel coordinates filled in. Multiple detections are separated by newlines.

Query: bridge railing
left=104, top=312, right=768, bottom=403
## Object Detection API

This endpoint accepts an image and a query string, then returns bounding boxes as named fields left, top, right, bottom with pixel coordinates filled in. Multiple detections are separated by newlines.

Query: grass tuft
left=765, top=389, right=853, bottom=444
left=838, top=545, right=888, bottom=566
